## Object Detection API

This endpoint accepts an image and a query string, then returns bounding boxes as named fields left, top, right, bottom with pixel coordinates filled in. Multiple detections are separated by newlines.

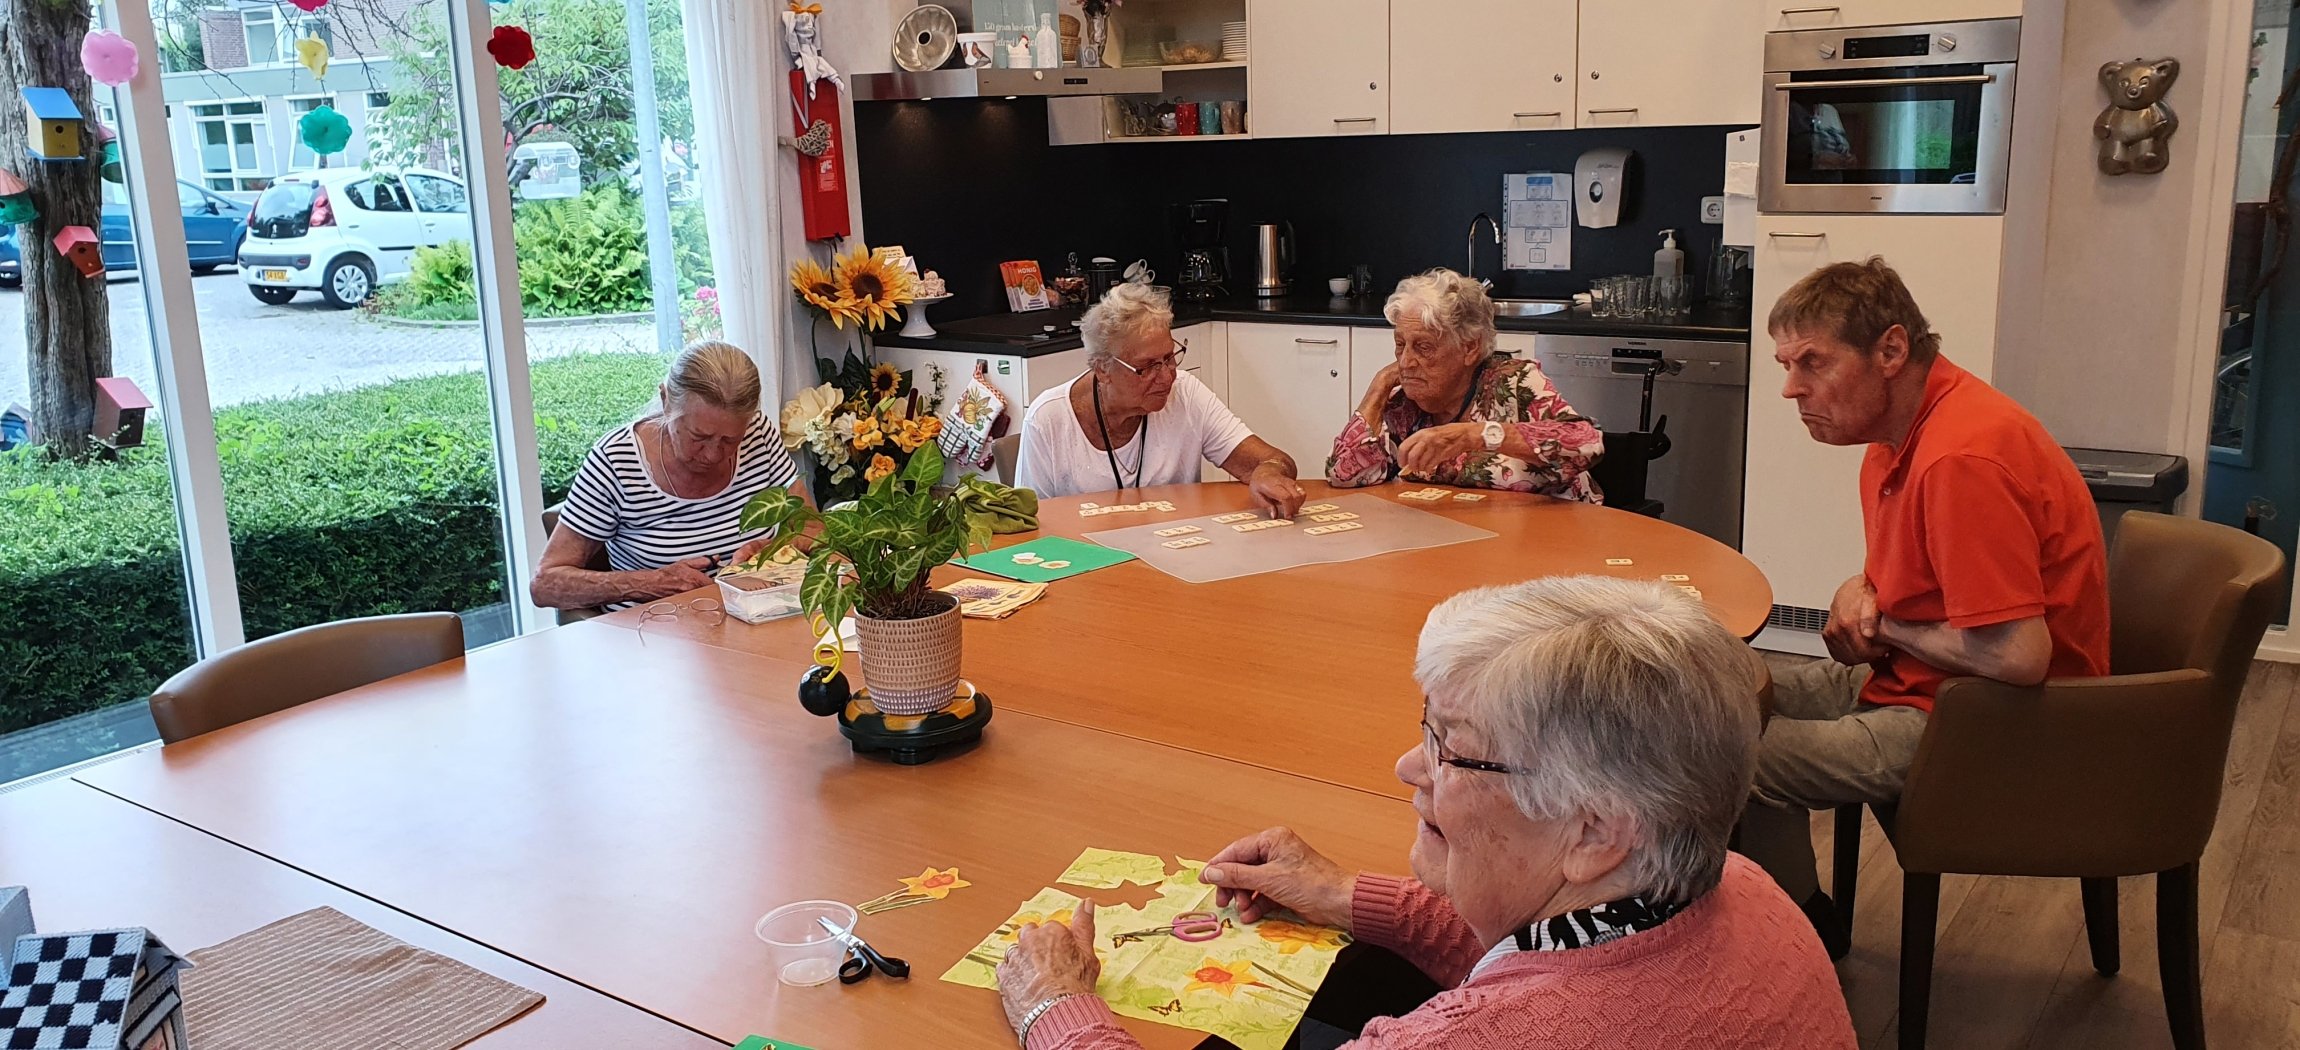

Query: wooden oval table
left=609, top=480, right=1773, bottom=800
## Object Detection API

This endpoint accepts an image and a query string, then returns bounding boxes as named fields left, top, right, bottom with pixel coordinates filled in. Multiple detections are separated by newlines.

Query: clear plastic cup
left=756, top=900, right=856, bottom=987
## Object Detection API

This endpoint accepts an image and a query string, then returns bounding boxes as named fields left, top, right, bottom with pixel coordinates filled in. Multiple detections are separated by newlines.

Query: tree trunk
left=2, top=0, right=114, bottom=460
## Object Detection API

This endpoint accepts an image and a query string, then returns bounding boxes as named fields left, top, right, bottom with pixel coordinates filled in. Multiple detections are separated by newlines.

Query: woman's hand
left=1358, top=362, right=1402, bottom=425
left=1396, top=422, right=1483, bottom=478
left=998, top=901, right=1102, bottom=1034
left=644, top=557, right=716, bottom=599
left=1200, top=827, right=1355, bottom=929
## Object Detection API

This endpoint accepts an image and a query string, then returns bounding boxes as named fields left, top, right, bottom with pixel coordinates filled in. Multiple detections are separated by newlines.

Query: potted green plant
left=739, top=444, right=992, bottom=716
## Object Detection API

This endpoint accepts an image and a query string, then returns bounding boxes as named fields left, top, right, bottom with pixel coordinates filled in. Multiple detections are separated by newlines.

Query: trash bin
left=2064, top=447, right=2189, bottom=545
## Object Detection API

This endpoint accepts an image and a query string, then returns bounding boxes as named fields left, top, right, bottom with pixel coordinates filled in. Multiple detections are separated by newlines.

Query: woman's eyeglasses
left=636, top=596, right=723, bottom=645
left=1421, top=706, right=1531, bottom=775
left=1111, top=340, right=1189, bottom=377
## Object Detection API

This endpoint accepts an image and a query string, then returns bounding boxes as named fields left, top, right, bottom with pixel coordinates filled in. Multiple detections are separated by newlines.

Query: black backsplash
left=854, top=97, right=1737, bottom=320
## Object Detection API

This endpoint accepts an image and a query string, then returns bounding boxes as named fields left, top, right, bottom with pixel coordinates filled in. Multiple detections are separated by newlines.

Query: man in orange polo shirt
left=1738, top=258, right=2110, bottom=957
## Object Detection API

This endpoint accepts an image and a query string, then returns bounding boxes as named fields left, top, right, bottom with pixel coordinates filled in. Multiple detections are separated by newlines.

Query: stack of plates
left=1221, top=21, right=1248, bottom=61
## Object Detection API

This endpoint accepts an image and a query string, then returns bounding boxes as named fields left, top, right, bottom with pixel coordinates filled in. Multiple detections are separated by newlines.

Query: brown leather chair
left=1830, top=511, right=2287, bottom=1050
left=149, top=612, right=465, bottom=744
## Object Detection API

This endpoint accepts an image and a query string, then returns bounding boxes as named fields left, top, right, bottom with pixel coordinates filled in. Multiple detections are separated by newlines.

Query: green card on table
left=735, top=1039, right=817, bottom=1050
left=954, top=535, right=1135, bottom=583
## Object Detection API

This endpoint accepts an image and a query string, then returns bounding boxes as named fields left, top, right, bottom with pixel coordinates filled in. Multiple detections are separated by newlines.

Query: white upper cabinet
left=1577, top=0, right=1764, bottom=128
left=1764, top=0, right=2020, bottom=31
left=1389, top=0, right=1577, bottom=134
left=1248, top=0, right=1391, bottom=137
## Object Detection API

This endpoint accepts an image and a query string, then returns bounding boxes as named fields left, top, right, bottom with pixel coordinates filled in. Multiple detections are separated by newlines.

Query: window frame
left=189, top=96, right=272, bottom=192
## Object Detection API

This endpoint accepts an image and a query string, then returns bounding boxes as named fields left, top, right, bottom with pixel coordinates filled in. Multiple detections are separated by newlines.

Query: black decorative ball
left=799, top=665, right=850, bottom=717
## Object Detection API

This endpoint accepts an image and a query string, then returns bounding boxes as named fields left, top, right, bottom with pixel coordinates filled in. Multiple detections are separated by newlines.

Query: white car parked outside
left=239, top=167, right=471, bottom=308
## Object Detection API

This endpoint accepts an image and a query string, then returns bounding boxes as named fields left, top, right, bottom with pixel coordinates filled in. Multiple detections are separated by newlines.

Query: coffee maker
left=1171, top=199, right=1230, bottom=301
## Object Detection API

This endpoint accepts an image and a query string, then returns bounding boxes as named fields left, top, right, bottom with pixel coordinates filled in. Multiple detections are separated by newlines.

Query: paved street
left=0, top=270, right=659, bottom=411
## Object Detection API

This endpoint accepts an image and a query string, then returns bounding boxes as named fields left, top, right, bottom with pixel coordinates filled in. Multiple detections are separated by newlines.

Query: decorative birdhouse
left=1, top=925, right=193, bottom=1050
left=97, top=123, right=123, bottom=184
left=94, top=377, right=152, bottom=448
left=53, top=225, right=101, bottom=276
left=19, top=88, right=85, bottom=161
left=0, top=168, right=33, bottom=225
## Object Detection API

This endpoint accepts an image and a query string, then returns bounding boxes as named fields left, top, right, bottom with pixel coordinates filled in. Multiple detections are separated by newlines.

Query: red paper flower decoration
left=487, top=26, right=536, bottom=69
left=288, top=0, right=327, bottom=11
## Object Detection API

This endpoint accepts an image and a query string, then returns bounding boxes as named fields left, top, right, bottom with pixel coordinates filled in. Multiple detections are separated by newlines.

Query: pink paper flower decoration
left=289, top=0, right=329, bottom=12
left=80, top=30, right=139, bottom=86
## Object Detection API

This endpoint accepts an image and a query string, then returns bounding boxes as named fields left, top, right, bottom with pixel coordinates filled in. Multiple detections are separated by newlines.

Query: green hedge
left=0, top=351, right=670, bottom=737
left=379, top=189, right=715, bottom=322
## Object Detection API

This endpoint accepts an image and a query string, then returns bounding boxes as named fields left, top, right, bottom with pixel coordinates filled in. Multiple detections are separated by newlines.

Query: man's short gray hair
left=663, top=340, right=762, bottom=416
left=1415, top=576, right=1763, bottom=905
left=1080, top=283, right=1174, bottom=366
left=1384, top=268, right=1497, bottom=357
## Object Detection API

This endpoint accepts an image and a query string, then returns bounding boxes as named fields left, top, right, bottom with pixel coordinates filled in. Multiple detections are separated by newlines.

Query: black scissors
left=819, top=917, right=910, bottom=985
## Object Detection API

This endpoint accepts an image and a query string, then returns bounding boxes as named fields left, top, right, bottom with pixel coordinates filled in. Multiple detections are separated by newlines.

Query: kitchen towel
left=181, top=906, right=544, bottom=1050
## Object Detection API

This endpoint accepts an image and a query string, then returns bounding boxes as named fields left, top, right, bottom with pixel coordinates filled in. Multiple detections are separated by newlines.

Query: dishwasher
left=1533, top=334, right=1748, bottom=549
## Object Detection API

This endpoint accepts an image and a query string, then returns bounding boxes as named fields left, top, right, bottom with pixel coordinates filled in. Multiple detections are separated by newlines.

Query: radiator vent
left=1767, top=603, right=1830, bottom=633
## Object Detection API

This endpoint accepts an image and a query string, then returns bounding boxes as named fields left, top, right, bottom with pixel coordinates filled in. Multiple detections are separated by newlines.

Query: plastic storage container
left=716, top=561, right=806, bottom=624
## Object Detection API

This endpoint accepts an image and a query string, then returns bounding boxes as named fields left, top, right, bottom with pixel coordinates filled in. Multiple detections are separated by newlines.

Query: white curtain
left=682, top=0, right=789, bottom=395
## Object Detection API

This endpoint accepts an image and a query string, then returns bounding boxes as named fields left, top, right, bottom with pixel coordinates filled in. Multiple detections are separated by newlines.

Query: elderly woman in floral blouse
left=1327, top=269, right=1604, bottom=500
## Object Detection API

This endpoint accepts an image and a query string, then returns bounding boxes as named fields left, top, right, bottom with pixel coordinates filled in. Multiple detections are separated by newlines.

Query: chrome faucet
left=1466, top=213, right=1500, bottom=287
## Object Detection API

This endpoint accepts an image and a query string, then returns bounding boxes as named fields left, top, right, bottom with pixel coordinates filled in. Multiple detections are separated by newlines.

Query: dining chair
left=1828, top=511, right=2286, bottom=1050
left=148, top=612, right=466, bottom=744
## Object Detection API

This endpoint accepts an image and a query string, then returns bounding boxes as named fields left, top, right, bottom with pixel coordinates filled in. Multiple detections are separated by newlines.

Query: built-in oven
left=1760, top=17, right=2020, bottom=214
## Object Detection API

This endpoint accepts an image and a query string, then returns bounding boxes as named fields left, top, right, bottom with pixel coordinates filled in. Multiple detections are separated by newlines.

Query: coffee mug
left=1197, top=102, right=1222, bottom=135
left=1220, top=101, right=1245, bottom=135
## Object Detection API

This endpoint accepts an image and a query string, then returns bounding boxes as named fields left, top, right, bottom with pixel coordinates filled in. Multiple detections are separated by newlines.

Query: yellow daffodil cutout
left=898, top=867, right=970, bottom=899
left=999, top=908, right=1076, bottom=941
left=834, top=246, right=914, bottom=331
left=1183, top=958, right=1262, bottom=998
left=790, top=257, right=859, bottom=329
left=1255, top=919, right=1349, bottom=955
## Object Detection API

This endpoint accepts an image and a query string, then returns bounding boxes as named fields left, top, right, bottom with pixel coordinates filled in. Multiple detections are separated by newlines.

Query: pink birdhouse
left=53, top=224, right=101, bottom=277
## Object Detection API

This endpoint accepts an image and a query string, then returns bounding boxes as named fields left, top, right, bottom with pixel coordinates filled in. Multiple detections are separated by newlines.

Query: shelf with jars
left=1049, top=0, right=1249, bottom=144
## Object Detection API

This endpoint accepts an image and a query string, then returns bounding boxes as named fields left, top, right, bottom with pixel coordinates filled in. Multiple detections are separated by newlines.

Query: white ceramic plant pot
left=853, top=592, right=964, bottom=715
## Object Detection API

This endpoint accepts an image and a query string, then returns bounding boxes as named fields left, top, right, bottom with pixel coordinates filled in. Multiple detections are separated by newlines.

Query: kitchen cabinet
left=1577, top=0, right=1763, bottom=128
left=1227, top=324, right=1354, bottom=477
left=1765, top=0, right=2019, bottom=30
left=1390, top=0, right=1576, bottom=134
left=1741, top=211, right=2006, bottom=625
left=1348, top=326, right=1393, bottom=403
left=1176, top=322, right=1232, bottom=481
left=1247, top=0, right=1390, bottom=137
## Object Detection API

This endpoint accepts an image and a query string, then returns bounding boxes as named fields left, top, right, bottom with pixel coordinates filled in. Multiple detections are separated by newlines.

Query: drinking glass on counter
left=1619, top=276, right=1653, bottom=319
left=1655, top=274, right=1690, bottom=318
left=1588, top=277, right=1617, bottom=317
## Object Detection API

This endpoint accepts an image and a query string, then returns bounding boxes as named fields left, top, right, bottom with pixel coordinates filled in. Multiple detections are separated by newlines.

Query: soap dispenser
left=1653, top=229, right=1684, bottom=278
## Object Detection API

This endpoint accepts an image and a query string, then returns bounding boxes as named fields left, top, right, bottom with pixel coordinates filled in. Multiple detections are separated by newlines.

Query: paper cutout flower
left=1183, top=958, right=1262, bottom=998
left=790, top=257, right=858, bottom=328
left=779, top=382, right=841, bottom=451
left=81, top=30, right=139, bottom=86
left=864, top=453, right=898, bottom=483
left=1000, top=908, right=1075, bottom=941
left=288, top=0, right=329, bottom=12
left=1255, top=919, right=1348, bottom=955
left=487, top=25, right=537, bottom=69
left=834, top=246, right=914, bottom=331
left=897, top=867, right=971, bottom=899
left=296, top=35, right=330, bottom=80
left=297, top=105, right=353, bottom=157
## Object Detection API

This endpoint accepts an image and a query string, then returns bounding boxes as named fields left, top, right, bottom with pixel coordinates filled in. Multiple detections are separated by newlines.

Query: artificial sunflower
left=790, top=257, right=859, bottom=329
left=835, top=246, right=914, bottom=331
left=868, top=362, right=903, bottom=402
left=864, top=453, right=899, bottom=483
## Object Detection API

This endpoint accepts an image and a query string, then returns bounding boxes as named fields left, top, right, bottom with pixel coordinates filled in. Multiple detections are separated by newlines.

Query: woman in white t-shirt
left=1015, top=284, right=1305, bottom=517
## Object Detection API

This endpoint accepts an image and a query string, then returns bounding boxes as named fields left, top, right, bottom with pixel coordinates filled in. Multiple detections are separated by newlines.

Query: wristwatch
left=1480, top=421, right=1506, bottom=452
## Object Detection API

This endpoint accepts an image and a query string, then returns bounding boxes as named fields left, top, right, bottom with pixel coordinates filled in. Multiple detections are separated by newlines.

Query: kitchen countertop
left=872, top=295, right=1753, bottom=358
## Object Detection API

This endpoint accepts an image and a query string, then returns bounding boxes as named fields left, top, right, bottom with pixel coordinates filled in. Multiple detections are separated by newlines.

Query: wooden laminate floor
left=1774, top=657, right=2300, bottom=1050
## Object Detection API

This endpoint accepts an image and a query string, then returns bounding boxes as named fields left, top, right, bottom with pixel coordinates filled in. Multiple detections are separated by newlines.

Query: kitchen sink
left=1493, top=299, right=1572, bottom=317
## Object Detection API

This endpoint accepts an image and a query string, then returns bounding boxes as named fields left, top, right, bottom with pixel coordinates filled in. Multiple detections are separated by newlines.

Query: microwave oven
left=1759, top=18, right=2020, bottom=215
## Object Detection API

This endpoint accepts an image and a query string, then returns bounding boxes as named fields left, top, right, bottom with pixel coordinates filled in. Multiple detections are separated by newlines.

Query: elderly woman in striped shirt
left=530, top=341, right=802, bottom=611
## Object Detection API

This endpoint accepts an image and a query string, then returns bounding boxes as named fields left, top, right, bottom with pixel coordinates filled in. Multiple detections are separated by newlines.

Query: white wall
left=1992, top=0, right=2248, bottom=470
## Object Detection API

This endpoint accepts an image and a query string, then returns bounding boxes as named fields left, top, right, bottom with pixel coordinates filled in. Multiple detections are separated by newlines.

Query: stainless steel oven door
left=1760, top=61, right=2016, bottom=214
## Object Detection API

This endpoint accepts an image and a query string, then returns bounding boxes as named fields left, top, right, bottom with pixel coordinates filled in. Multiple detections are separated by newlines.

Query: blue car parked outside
left=0, top=180, right=248, bottom=287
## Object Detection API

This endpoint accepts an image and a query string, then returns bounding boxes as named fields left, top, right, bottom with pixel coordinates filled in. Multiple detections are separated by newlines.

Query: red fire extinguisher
left=790, top=70, right=852, bottom=243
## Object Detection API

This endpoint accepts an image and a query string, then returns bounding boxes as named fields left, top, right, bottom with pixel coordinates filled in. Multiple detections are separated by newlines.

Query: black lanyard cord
left=1091, top=377, right=1147, bottom=492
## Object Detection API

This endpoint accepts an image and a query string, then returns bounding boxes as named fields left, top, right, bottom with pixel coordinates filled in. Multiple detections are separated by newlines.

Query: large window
left=191, top=100, right=268, bottom=191
left=241, top=8, right=278, bottom=65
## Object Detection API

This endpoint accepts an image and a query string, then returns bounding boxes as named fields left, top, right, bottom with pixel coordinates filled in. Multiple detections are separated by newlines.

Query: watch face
left=1483, top=422, right=1505, bottom=450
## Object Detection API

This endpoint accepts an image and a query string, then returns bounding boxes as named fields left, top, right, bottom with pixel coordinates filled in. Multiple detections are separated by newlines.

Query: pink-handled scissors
left=1170, top=911, right=1223, bottom=942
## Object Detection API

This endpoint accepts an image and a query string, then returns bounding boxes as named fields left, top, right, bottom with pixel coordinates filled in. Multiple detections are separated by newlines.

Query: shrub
left=0, top=351, right=670, bottom=741
left=373, top=189, right=712, bottom=322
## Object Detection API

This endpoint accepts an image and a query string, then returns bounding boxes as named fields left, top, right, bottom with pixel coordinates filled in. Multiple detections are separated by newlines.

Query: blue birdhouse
left=20, top=88, right=84, bottom=161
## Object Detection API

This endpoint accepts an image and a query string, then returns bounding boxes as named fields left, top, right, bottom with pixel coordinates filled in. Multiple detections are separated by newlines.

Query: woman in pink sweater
left=997, top=578, right=1858, bottom=1050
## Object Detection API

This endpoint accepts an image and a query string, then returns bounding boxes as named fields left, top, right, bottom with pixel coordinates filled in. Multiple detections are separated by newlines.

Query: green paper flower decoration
left=298, top=104, right=352, bottom=156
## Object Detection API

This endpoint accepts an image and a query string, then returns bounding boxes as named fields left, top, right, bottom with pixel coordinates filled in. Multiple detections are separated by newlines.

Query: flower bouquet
left=784, top=247, right=943, bottom=504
